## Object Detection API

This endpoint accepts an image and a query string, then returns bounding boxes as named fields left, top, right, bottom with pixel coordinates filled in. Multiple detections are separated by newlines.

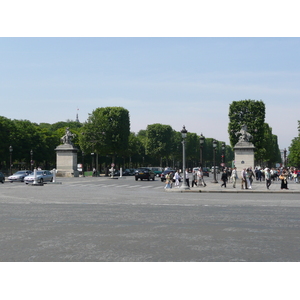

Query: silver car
left=8, top=170, right=31, bottom=182
left=24, top=170, right=53, bottom=184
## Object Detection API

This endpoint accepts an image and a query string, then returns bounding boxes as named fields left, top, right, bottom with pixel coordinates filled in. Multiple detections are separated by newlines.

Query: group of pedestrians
left=164, top=167, right=207, bottom=189
left=164, top=166, right=296, bottom=191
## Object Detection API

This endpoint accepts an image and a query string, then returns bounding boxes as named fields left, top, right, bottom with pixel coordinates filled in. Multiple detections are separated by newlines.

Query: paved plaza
left=1, top=176, right=300, bottom=261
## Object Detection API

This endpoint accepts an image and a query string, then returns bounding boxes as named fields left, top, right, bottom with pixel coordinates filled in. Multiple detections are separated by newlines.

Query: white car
left=24, top=170, right=53, bottom=184
left=8, top=170, right=31, bottom=182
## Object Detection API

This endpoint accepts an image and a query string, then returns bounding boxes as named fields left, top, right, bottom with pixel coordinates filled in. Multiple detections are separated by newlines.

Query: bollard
left=33, top=168, right=37, bottom=185
left=120, top=167, right=122, bottom=178
left=53, top=168, right=56, bottom=183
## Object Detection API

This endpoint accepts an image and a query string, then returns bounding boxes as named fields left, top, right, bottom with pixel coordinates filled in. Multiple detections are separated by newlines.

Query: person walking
left=246, top=168, right=252, bottom=189
left=197, top=168, right=206, bottom=187
left=192, top=170, right=197, bottom=187
left=164, top=173, right=171, bottom=189
left=241, top=168, right=247, bottom=189
left=280, top=169, right=289, bottom=190
left=265, top=168, right=271, bottom=189
left=174, top=170, right=180, bottom=188
left=185, top=169, right=190, bottom=187
left=221, top=170, right=228, bottom=188
left=231, top=167, right=238, bottom=188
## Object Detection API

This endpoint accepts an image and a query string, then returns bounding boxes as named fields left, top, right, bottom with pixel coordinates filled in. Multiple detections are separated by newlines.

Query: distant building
left=75, top=110, right=80, bottom=123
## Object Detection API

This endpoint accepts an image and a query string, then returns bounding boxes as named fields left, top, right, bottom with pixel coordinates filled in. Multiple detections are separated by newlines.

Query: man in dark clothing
left=221, top=170, right=228, bottom=188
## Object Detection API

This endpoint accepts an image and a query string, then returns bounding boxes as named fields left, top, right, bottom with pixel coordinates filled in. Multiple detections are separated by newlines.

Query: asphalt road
left=1, top=176, right=300, bottom=261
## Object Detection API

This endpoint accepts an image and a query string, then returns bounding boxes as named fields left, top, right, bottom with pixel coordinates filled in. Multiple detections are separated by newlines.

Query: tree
left=228, top=100, right=265, bottom=161
left=288, top=137, right=300, bottom=167
left=145, top=124, right=174, bottom=165
left=79, top=107, right=130, bottom=163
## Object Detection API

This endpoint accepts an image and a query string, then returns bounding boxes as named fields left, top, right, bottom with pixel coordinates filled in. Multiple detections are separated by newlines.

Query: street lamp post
left=212, top=140, right=218, bottom=183
left=221, top=142, right=225, bottom=170
left=9, top=145, right=13, bottom=175
left=199, top=133, right=204, bottom=167
left=180, top=125, right=190, bottom=190
left=30, top=149, right=33, bottom=171
left=82, top=151, right=85, bottom=177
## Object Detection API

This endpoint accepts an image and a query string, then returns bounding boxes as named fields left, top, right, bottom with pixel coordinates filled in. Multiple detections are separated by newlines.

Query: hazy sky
left=1, top=37, right=299, bottom=150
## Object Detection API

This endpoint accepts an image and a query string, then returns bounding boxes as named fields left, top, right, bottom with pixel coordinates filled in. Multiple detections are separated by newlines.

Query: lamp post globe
left=180, top=126, right=190, bottom=190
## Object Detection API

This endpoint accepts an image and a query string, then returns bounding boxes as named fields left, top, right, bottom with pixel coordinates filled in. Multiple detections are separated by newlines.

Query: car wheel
left=50, top=177, right=53, bottom=182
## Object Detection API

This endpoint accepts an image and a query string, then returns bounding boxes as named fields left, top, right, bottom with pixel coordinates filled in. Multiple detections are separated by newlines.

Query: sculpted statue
left=61, top=127, right=76, bottom=145
left=235, top=124, right=252, bottom=142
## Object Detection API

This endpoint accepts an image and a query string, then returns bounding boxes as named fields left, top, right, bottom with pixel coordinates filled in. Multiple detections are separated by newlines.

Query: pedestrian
left=221, top=170, right=227, bottom=188
left=241, top=168, right=248, bottom=189
left=164, top=173, right=171, bottom=189
left=257, top=168, right=262, bottom=182
left=246, top=168, right=252, bottom=189
left=231, top=167, right=238, bottom=188
left=92, top=167, right=96, bottom=177
left=248, top=167, right=255, bottom=186
left=192, top=170, right=197, bottom=187
left=174, top=170, right=180, bottom=188
left=185, top=169, right=190, bottom=187
left=227, top=168, right=232, bottom=183
left=197, top=168, right=206, bottom=187
left=265, top=168, right=271, bottom=189
left=280, top=170, right=289, bottom=190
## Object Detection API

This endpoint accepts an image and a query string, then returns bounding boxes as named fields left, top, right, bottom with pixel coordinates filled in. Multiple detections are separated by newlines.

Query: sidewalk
left=165, top=179, right=300, bottom=193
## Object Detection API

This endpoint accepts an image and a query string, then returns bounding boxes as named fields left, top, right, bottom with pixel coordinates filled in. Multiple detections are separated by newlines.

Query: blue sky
left=1, top=37, right=299, bottom=150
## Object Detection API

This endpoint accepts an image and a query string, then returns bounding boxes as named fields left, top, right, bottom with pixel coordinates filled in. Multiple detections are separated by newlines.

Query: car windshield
left=29, top=171, right=44, bottom=176
left=15, top=171, right=26, bottom=175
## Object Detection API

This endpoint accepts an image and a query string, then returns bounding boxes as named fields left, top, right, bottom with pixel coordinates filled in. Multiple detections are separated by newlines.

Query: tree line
left=0, top=100, right=288, bottom=174
left=0, top=107, right=233, bottom=174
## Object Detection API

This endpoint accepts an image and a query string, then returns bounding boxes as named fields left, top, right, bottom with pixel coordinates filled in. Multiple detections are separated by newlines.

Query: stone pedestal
left=234, top=141, right=255, bottom=172
left=55, top=144, right=79, bottom=177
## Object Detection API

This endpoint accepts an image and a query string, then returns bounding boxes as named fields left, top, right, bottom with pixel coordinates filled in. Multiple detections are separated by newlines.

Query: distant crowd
left=164, top=166, right=300, bottom=190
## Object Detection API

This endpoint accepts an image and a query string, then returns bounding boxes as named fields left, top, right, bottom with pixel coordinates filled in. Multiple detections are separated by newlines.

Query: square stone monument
left=55, top=128, right=79, bottom=177
left=234, top=125, right=255, bottom=172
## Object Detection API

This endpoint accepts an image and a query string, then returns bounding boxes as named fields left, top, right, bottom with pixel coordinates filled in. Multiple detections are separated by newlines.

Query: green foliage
left=79, top=107, right=130, bottom=160
left=145, top=124, right=174, bottom=160
left=228, top=100, right=265, bottom=155
left=288, top=133, right=300, bottom=167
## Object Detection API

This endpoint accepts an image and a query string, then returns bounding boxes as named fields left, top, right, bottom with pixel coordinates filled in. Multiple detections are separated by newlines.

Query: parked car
left=122, top=169, right=135, bottom=176
left=202, top=167, right=210, bottom=177
left=8, top=170, right=31, bottom=182
left=160, top=170, right=178, bottom=182
left=0, top=172, right=5, bottom=183
left=135, top=168, right=156, bottom=181
left=24, top=170, right=53, bottom=184
left=148, top=167, right=163, bottom=177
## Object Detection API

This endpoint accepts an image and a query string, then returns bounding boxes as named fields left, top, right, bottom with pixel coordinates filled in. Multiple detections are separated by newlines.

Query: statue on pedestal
left=61, top=127, right=76, bottom=145
left=235, top=124, right=252, bottom=142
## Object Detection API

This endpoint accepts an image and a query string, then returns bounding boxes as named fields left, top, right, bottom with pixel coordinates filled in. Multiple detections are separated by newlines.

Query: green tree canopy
left=79, top=107, right=130, bottom=162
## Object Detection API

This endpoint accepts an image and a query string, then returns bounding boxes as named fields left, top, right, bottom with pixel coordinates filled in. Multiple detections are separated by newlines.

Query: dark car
left=202, top=167, right=210, bottom=177
left=0, top=172, right=5, bottom=183
left=160, top=170, right=177, bottom=182
left=135, top=168, right=155, bottom=181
